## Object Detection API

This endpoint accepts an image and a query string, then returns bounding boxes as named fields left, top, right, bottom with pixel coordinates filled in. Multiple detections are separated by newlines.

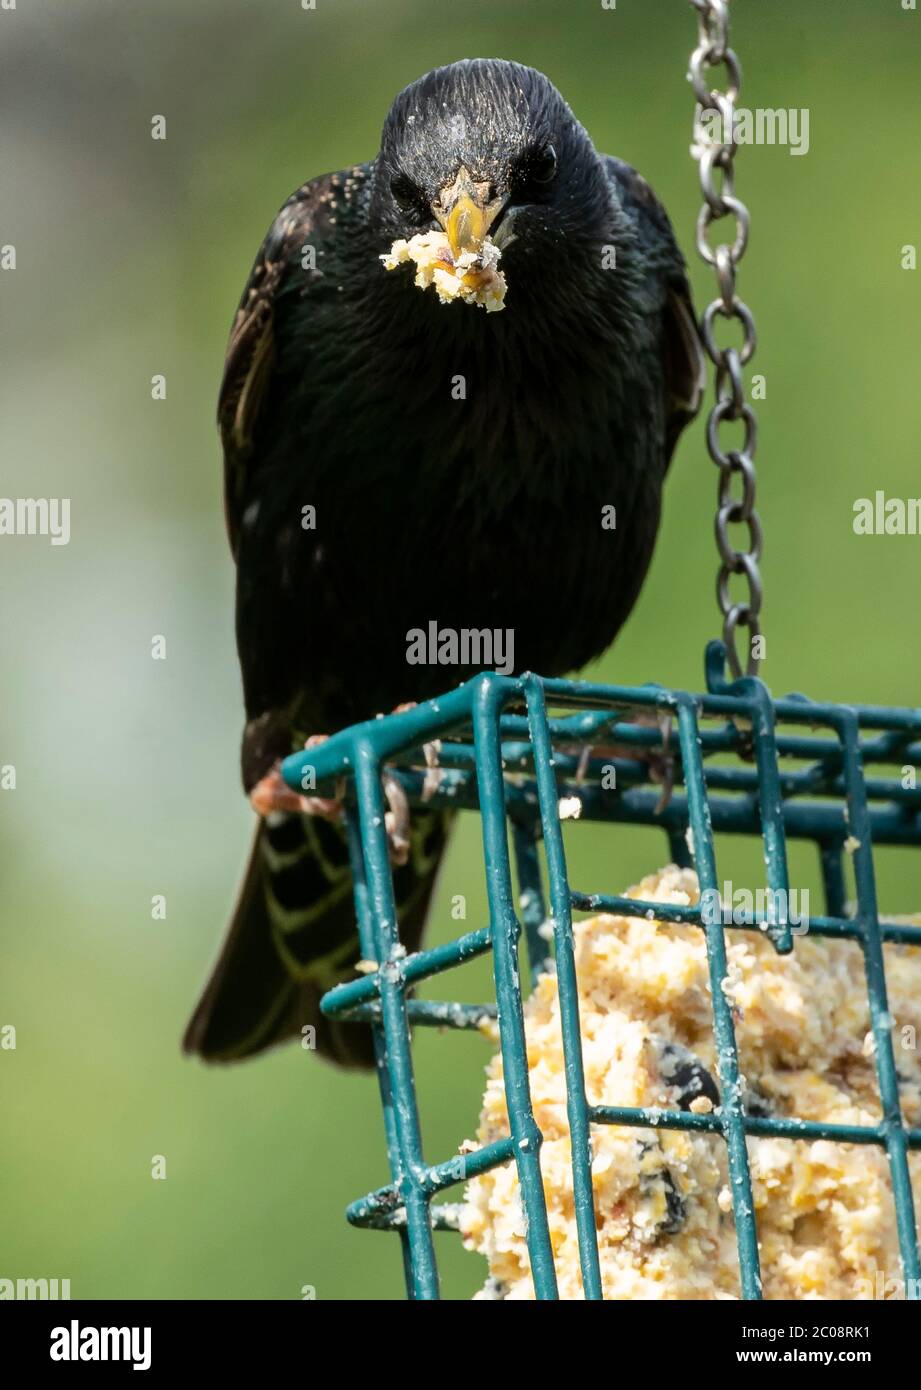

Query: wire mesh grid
left=282, top=642, right=921, bottom=1300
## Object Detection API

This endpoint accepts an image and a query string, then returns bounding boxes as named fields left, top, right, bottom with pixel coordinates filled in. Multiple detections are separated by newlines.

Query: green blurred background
left=1, top=0, right=919, bottom=1300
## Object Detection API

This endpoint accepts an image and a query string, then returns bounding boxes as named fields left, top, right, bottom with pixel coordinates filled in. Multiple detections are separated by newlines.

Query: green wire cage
left=279, top=2, right=921, bottom=1299
left=282, top=650, right=921, bottom=1300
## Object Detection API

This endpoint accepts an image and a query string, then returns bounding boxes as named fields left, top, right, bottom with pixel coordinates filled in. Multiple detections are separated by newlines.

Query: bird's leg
left=389, top=701, right=444, bottom=803
left=575, top=744, right=593, bottom=782
left=375, top=701, right=445, bottom=865
left=249, top=734, right=345, bottom=822
left=648, top=713, right=675, bottom=815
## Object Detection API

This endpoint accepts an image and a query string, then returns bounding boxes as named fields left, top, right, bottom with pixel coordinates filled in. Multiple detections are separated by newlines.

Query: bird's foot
left=382, top=772, right=411, bottom=867
left=375, top=702, right=445, bottom=867
left=249, top=734, right=344, bottom=822
left=249, top=717, right=439, bottom=869
left=574, top=711, right=675, bottom=815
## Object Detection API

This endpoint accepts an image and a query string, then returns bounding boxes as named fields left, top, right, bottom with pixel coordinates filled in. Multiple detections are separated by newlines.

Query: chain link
left=689, top=0, right=763, bottom=679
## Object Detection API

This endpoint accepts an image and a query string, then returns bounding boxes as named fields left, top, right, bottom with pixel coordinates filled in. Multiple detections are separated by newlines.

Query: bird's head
left=370, top=60, right=611, bottom=297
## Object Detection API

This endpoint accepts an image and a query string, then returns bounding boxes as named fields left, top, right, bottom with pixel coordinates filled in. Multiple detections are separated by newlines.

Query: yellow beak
left=434, top=166, right=506, bottom=259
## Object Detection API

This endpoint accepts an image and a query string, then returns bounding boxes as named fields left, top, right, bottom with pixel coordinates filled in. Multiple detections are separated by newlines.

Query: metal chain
left=689, top=0, right=763, bottom=679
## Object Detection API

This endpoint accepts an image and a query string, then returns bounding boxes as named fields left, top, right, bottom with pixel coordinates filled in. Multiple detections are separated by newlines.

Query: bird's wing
left=603, top=155, right=706, bottom=462
left=218, top=171, right=356, bottom=559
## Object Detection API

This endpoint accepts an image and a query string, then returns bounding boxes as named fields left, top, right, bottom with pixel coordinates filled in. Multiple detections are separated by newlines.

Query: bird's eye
left=390, top=172, right=423, bottom=214
left=529, top=143, right=558, bottom=184
left=511, top=143, right=559, bottom=201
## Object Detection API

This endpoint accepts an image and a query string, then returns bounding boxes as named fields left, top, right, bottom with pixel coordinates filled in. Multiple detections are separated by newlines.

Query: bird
left=183, top=58, right=704, bottom=1069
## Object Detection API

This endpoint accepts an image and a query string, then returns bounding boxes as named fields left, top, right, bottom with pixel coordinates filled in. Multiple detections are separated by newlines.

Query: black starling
left=184, top=59, right=704, bottom=1067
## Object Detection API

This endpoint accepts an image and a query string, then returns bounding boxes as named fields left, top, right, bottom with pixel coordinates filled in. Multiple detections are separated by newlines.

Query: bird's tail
left=183, top=807, right=450, bottom=1067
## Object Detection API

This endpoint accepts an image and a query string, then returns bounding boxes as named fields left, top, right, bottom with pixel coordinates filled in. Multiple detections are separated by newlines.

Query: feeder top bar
left=280, top=643, right=921, bottom=798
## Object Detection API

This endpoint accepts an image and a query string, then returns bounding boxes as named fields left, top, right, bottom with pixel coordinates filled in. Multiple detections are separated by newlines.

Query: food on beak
left=380, top=164, right=508, bottom=312
left=380, top=230, right=507, bottom=313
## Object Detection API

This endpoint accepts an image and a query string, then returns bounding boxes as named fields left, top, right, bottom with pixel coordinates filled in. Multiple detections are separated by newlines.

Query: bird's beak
left=434, top=165, right=506, bottom=259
